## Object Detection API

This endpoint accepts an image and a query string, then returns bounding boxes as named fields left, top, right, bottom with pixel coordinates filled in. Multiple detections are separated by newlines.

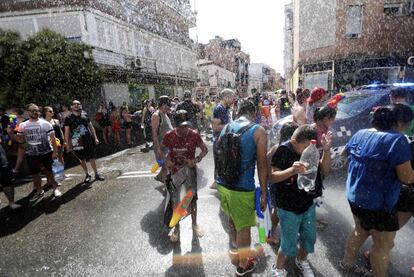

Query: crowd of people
left=1, top=86, right=414, bottom=277
left=146, top=87, right=414, bottom=277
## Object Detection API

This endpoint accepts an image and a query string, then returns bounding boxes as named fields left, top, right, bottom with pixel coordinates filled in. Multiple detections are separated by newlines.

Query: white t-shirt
left=17, top=118, right=54, bottom=156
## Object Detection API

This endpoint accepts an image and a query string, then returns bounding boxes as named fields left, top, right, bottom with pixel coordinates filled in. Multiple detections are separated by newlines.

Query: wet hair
left=42, top=106, right=54, bottom=118
left=26, top=103, right=37, bottom=111
left=280, top=121, right=299, bottom=143
left=296, top=88, right=310, bottom=105
left=372, top=104, right=414, bottom=130
left=391, top=103, right=414, bottom=126
left=238, top=99, right=256, bottom=117
left=372, top=106, right=394, bottom=130
left=390, top=87, right=408, bottom=99
left=313, top=106, right=337, bottom=122
left=291, top=124, right=317, bottom=143
left=220, top=88, right=235, bottom=100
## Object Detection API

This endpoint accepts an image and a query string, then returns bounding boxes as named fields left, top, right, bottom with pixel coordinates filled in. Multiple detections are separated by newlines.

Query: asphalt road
left=0, top=139, right=413, bottom=277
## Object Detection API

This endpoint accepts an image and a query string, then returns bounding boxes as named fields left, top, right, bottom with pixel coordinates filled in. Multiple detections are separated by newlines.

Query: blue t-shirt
left=345, top=129, right=411, bottom=212
left=216, top=117, right=259, bottom=191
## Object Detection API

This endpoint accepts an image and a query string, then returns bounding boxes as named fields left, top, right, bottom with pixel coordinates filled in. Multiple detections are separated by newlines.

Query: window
left=383, top=3, right=404, bottom=16
left=345, top=5, right=363, bottom=38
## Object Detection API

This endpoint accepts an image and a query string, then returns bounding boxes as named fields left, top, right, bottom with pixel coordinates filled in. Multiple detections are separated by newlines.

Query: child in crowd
left=267, top=121, right=299, bottom=244
left=270, top=125, right=332, bottom=277
left=312, top=106, right=337, bottom=149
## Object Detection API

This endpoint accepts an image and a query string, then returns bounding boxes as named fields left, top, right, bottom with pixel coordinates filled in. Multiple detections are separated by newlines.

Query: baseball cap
left=175, top=110, right=191, bottom=127
left=307, top=87, right=326, bottom=104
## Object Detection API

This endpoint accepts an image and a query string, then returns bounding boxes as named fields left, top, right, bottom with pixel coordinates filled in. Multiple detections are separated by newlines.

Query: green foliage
left=0, top=28, right=103, bottom=107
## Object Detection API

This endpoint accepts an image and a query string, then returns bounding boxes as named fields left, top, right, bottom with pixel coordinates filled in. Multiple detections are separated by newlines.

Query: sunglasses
left=72, top=103, right=81, bottom=106
left=29, top=109, right=40, bottom=113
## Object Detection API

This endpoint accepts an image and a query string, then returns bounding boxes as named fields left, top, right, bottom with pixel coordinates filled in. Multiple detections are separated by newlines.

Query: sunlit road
left=0, top=139, right=413, bottom=277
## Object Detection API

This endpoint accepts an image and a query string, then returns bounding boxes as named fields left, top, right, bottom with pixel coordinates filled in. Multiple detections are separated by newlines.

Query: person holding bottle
left=269, top=125, right=332, bottom=277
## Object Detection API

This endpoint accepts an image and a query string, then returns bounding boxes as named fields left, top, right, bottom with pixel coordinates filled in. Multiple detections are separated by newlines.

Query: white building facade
left=195, top=60, right=236, bottom=96
left=0, top=0, right=197, bottom=107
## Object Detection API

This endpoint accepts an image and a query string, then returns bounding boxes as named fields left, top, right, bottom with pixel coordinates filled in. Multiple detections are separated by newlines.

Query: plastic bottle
left=297, top=139, right=319, bottom=192
left=150, top=158, right=164, bottom=173
left=52, top=159, right=65, bottom=182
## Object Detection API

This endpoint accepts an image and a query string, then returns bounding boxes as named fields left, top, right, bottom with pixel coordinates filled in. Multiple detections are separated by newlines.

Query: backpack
left=214, top=122, right=255, bottom=186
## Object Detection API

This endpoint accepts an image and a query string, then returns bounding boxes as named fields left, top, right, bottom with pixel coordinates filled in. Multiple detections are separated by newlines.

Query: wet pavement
left=0, top=139, right=413, bottom=277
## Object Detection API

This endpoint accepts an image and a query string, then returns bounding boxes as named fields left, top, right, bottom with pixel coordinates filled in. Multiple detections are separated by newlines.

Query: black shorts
left=397, top=185, right=414, bottom=213
left=349, top=202, right=399, bottom=232
left=74, top=144, right=96, bottom=161
left=26, top=152, right=53, bottom=175
left=269, top=183, right=277, bottom=209
left=0, top=166, right=14, bottom=188
left=123, top=122, right=132, bottom=129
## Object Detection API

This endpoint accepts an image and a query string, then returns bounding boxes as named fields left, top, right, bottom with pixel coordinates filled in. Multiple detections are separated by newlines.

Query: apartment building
left=199, top=36, right=250, bottom=97
left=248, top=63, right=279, bottom=94
left=285, top=0, right=414, bottom=93
left=0, top=0, right=197, bottom=107
left=196, top=60, right=236, bottom=96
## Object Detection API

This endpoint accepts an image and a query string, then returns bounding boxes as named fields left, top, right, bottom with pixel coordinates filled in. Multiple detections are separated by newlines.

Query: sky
left=189, top=0, right=292, bottom=76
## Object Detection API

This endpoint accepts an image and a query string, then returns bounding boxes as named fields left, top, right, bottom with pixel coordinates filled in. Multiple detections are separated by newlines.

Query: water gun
left=255, top=185, right=272, bottom=244
left=151, top=158, right=164, bottom=173
left=169, top=189, right=193, bottom=228
left=4, top=115, right=18, bottom=146
left=56, top=138, right=61, bottom=148
left=327, top=93, right=345, bottom=109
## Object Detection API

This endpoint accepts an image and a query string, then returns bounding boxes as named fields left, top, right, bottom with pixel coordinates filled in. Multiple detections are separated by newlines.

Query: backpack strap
left=236, top=122, right=256, bottom=135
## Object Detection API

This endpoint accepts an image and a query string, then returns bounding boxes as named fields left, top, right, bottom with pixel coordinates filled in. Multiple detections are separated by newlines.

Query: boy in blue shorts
left=269, top=125, right=332, bottom=277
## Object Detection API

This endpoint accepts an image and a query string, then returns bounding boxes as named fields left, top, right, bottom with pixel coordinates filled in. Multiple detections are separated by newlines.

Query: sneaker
left=271, top=264, right=287, bottom=277
left=169, top=227, right=180, bottom=243
left=192, top=224, right=204, bottom=238
left=295, top=258, right=314, bottom=277
left=53, top=189, right=62, bottom=198
left=84, top=174, right=92, bottom=183
left=29, top=190, right=44, bottom=202
left=154, top=174, right=164, bottom=184
left=95, top=173, right=105, bottom=181
left=236, top=257, right=256, bottom=276
left=339, top=261, right=372, bottom=277
left=9, top=203, right=22, bottom=210
left=140, top=147, right=149, bottom=153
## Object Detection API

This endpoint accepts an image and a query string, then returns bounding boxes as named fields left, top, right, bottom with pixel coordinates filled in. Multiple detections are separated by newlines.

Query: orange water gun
left=327, top=93, right=345, bottom=109
left=169, top=190, right=193, bottom=228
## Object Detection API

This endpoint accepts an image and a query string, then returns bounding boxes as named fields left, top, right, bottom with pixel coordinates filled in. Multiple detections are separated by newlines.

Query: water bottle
left=52, top=159, right=65, bottom=182
left=297, top=140, right=319, bottom=192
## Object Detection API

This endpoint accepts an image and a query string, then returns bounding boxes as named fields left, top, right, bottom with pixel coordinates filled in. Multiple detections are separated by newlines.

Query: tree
left=0, top=29, right=26, bottom=106
left=0, top=28, right=103, bottom=107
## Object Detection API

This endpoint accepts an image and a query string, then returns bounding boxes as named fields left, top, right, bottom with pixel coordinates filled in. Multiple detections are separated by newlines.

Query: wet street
left=1, top=140, right=413, bottom=277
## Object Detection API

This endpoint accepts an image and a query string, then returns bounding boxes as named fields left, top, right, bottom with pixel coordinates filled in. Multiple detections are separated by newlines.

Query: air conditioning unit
left=346, top=33, right=360, bottom=38
left=135, top=58, right=142, bottom=68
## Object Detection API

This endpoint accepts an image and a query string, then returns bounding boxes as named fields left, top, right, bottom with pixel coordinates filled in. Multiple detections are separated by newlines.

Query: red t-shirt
left=162, top=129, right=203, bottom=173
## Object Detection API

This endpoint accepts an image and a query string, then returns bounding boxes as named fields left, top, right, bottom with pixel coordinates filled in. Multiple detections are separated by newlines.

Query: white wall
left=0, top=8, right=197, bottom=76
left=299, top=0, right=336, bottom=52
left=198, top=63, right=235, bottom=88
left=0, top=10, right=82, bottom=39
left=103, top=83, right=129, bottom=107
